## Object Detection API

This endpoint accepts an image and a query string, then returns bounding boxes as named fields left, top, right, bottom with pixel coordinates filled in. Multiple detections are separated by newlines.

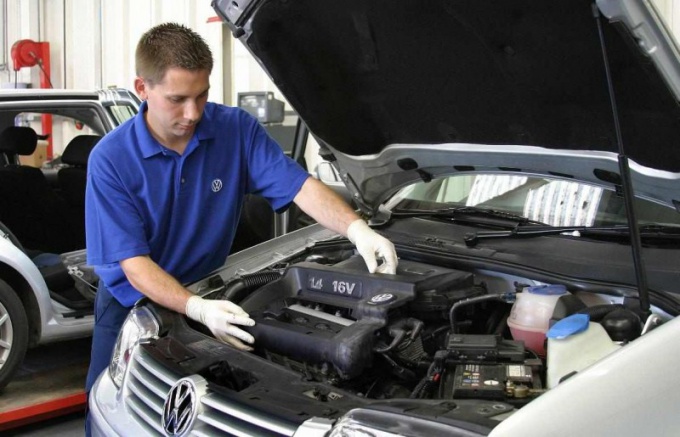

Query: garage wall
left=1, top=1, right=680, bottom=128
left=652, top=0, right=680, bottom=36
left=1, top=0, right=235, bottom=104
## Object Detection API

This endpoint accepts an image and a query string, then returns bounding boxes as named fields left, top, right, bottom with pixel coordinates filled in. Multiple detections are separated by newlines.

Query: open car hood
left=214, top=0, right=680, bottom=212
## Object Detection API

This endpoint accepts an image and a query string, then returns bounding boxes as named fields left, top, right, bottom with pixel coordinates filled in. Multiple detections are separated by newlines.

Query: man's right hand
left=185, top=295, right=255, bottom=350
left=347, top=219, right=398, bottom=274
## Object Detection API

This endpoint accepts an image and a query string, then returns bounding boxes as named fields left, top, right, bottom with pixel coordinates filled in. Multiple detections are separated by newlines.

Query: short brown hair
left=135, top=22, right=213, bottom=85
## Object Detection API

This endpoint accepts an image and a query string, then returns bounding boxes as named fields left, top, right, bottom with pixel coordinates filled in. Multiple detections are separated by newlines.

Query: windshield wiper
left=464, top=224, right=680, bottom=247
left=390, top=206, right=546, bottom=227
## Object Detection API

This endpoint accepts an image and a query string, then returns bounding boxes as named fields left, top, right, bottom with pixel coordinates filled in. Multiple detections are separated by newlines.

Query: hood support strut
left=593, top=2, right=651, bottom=318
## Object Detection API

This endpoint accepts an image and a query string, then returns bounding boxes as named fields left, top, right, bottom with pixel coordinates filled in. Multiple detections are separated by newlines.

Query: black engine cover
left=240, top=256, right=475, bottom=378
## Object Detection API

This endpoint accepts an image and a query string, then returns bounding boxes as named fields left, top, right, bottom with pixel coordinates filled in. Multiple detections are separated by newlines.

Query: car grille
left=125, top=346, right=298, bottom=436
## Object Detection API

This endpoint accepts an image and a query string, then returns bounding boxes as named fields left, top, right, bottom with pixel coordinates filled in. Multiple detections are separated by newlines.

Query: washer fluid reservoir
left=546, top=314, right=620, bottom=388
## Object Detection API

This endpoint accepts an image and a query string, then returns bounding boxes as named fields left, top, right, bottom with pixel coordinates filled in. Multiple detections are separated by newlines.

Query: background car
left=90, top=0, right=680, bottom=435
left=0, top=88, right=139, bottom=390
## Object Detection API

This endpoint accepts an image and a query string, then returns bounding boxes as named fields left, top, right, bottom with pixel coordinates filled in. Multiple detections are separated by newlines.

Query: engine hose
left=409, top=361, right=438, bottom=399
left=576, top=304, right=625, bottom=322
left=449, top=292, right=515, bottom=333
left=374, top=331, right=406, bottom=354
left=381, top=353, right=417, bottom=381
left=493, top=314, right=509, bottom=336
left=223, top=271, right=283, bottom=302
left=374, top=318, right=425, bottom=353
left=409, top=376, right=430, bottom=399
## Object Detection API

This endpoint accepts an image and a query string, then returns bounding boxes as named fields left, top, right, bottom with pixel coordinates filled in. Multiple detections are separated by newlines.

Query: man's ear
left=134, top=77, right=148, bottom=100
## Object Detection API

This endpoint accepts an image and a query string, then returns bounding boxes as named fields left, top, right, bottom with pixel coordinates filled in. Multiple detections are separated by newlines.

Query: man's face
left=134, top=67, right=210, bottom=147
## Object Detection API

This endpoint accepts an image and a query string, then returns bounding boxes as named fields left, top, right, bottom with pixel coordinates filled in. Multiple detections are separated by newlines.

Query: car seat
left=57, top=135, right=101, bottom=246
left=0, top=125, right=32, bottom=165
left=58, top=134, right=101, bottom=208
left=0, top=126, right=79, bottom=253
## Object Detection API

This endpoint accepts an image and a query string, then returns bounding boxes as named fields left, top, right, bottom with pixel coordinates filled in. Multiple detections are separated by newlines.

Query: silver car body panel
left=89, top=234, right=680, bottom=437
left=599, top=0, right=680, bottom=100
left=0, top=88, right=139, bottom=344
left=490, top=314, right=680, bottom=436
left=0, top=215, right=93, bottom=343
left=331, top=143, right=680, bottom=212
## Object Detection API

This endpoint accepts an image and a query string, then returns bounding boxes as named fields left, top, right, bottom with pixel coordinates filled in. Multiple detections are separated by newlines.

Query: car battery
left=442, top=363, right=539, bottom=400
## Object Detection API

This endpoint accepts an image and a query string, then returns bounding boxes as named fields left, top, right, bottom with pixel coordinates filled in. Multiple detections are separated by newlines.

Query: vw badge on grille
left=162, top=379, right=198, bottom=436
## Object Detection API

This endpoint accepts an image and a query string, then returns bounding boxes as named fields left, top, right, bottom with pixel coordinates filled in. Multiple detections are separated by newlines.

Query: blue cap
left=546, top=313, right=590, bottom=339
left=527, top=284, right=568, bottom=296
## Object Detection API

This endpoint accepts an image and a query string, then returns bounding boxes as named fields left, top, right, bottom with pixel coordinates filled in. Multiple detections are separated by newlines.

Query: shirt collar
left=135, top=101, right=217, bottom=158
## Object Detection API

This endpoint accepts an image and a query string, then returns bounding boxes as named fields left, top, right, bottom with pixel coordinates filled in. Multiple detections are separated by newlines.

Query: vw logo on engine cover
left=368, top=293, right=396, bottom=304
left=162, top=378, right=198, bottom=436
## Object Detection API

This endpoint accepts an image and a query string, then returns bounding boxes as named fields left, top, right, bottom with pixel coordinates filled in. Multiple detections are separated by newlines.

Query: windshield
left=384, top=174, right=680, bottom=228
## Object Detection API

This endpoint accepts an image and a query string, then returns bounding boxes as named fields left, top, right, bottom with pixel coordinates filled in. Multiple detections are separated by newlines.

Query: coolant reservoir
left=507, top=284, right=568, bottom=355
left=546, top=314, right=620, bottom=388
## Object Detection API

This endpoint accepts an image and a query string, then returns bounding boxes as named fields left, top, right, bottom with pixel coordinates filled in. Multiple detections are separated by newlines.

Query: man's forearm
left=293, top=177, right=361, bottom=236
left=120, top=255, right=193, bottom=313
left=120, top=255, right=256, bottom=349
left=294, top=176, right=398, bottom=274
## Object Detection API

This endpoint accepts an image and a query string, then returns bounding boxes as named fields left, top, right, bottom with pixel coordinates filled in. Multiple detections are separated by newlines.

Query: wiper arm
left=464, top=224, right=680, bottom=247
left=391, top=206, right=545, bottom=226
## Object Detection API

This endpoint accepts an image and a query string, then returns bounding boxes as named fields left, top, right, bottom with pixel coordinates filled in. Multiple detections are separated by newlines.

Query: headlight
left=109, top=306, right=159, bottom=388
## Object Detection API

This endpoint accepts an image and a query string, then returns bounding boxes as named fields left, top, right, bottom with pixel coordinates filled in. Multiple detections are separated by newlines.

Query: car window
left=104, top=104, right=136, bottom=125
left=385, top=174, right=680, bottom=227
left=12, top=112, right=101, bottom=168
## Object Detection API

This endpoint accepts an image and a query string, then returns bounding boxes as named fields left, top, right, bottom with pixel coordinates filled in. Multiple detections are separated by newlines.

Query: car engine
left=205, top=250, right=600, bottom=405
left=241, top=256, right=483, bottom=376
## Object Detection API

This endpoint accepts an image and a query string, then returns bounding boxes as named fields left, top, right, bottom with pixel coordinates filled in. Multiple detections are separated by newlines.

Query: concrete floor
left=6, top=411, right=85, bottom=436
left=1, top=338, right=91, bottom=436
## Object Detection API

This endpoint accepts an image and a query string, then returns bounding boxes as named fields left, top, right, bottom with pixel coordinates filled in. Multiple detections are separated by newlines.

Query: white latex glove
left=185, top=295, right=255, bottom=350
left=346, top=219, right=398, bottom=274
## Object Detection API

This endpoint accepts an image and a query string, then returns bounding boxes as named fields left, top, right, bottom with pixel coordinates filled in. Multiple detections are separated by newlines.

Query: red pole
left=10, top=40, right=53, bottom=161
left=37, top=42, right=53, bottom=160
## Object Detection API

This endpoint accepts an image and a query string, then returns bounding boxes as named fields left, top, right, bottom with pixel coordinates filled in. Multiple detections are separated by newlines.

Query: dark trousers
left=85, top=282, right=132, bottom=435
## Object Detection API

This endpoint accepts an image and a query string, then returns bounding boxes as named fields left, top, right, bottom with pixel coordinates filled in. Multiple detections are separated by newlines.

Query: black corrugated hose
left=222, top=271, right=283, bottom=302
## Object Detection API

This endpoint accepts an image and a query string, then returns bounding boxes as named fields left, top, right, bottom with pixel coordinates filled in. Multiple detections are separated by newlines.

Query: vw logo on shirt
left=211, top=179, right=223, bottom=192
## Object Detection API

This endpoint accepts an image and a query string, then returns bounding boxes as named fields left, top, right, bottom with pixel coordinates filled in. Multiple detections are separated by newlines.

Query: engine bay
left=198, top=244, right=653, bottom=409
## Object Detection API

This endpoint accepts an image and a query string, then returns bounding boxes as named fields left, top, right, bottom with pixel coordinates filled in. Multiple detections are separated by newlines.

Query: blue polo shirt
left=85, top=101, right=309, bottom=306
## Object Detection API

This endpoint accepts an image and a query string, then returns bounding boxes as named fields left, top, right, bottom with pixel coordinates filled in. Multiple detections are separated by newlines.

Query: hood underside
left=214, top=0, right=680, bottom=208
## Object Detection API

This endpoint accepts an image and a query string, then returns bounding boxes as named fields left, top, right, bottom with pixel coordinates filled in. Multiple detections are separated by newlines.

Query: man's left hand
left=347, top=219, right=398, bottom=274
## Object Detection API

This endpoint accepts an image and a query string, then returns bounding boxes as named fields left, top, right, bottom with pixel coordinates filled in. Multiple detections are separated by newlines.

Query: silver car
left=0, top=88, right=139, bottom=390
left=90, top=1, right=680, bottom=436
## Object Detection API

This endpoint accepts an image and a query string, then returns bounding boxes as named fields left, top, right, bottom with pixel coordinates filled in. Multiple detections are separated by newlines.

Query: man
left=84, top=22, right=397, bottom=402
